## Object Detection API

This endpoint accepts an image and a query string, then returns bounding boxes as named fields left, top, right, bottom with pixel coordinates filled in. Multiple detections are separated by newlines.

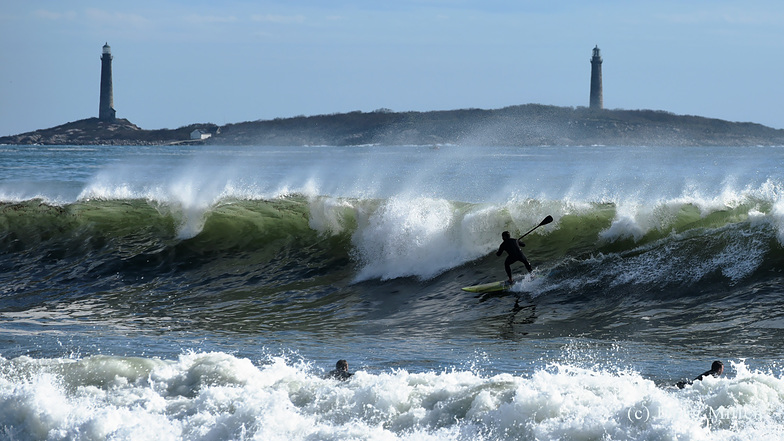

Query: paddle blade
left=518, top=215, right=554, bottom=240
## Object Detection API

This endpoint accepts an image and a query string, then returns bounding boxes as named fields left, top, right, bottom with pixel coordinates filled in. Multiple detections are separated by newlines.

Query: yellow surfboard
left=461, top=280, right=511, bottom=293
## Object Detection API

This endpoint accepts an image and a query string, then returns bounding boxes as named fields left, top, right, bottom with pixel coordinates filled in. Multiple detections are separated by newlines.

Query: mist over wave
left=2, top=144, right=783, bottom=286
left=2, top=188, right=781, bottom=295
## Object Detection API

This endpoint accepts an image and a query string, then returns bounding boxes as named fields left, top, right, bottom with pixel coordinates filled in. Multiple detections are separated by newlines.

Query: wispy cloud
left=658, top=9, right=784, bottom=26
left=85, top=8, right=151, bottom=28
left=183, top=14, right=239, bottom=24
left=33, top=9, right=77, bottom=21
left=251, top=14, right=306, bottom=24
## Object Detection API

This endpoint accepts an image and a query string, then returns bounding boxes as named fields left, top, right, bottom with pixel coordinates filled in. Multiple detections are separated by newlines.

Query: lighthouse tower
left=589, top=45, right=603, bottom=110
left=99, top=43, right=116, bottom=121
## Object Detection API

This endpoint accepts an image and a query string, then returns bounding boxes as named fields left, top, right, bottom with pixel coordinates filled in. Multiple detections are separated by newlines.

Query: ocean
left=1, top=143, right=783, bottom=440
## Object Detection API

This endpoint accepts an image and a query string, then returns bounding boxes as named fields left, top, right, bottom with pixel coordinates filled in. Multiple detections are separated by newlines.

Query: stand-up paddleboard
left=461, top=280, right=511, bottom=293
left=463, top=215, right=552, bottom=294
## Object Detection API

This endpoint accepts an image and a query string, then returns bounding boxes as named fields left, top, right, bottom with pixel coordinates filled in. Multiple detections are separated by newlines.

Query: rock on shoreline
left=0, top=118, right=218, bottom=146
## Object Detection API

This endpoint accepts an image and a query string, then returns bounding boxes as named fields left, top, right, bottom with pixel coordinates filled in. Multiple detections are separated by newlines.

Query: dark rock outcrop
left=0, top=118, right=217, bottom=146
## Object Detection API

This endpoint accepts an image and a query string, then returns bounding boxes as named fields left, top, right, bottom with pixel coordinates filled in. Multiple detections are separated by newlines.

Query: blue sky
left=2, top=1, right=783, bottom=136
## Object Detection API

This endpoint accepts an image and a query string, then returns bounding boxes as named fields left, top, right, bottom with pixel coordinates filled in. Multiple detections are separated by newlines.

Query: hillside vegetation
left=2, top=105, right=783, bottom=146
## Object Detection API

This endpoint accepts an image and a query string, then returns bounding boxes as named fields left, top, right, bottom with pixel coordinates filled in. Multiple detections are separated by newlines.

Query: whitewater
left=1, top=143, right=784, bottom=440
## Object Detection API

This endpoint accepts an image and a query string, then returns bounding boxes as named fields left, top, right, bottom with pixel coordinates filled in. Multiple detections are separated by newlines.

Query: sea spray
left=352, top=196, right=463, bottom=280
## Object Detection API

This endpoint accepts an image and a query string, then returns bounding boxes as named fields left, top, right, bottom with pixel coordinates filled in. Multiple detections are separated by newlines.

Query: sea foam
left=2, top=354, right=783, bottom=440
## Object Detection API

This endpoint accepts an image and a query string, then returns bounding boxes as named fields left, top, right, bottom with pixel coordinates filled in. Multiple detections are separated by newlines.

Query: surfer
left=496, top=231, right=533, bottom=283
left=676, top=360, right=723, bottom=389
left=325, top=359, right=353, bottom=381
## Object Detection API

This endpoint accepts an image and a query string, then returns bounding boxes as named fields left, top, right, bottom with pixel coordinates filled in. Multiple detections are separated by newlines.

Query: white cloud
left=85, top=8, right=151, bottom=28
left=251, top=14, right=306, bottom=24
left=33, top=9, right=77, bottom=21
left=658, top=8, right=784, bottom=26
left=183, top=14, right=239, bottom=24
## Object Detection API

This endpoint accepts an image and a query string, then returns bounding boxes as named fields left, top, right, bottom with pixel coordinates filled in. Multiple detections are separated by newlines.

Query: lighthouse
left=99, top=43, right=116, bottom=121
left=589, top=45, right=603, bottom=110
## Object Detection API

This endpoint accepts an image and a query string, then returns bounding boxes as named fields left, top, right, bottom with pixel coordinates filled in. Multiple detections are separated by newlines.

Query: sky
left=2, top=1, right=783, bottom=137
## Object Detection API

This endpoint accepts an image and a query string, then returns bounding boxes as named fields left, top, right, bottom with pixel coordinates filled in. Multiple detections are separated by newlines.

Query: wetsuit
left=676, top=361, right=723, bottom=389
left=326, top=369, right=353, bottom=381
left=496, top=237, right=533, bottom=280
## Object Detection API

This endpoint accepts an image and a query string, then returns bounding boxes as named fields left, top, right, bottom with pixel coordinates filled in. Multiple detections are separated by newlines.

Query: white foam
left=2, top=354, right=783, bottom=440
left=309, top=194, right=562, bottom=281
left=307, top=196, right=357, bottom=236
left=771, top=197, right=784, bottom=246
left=352, top=196, right=466, bottom=280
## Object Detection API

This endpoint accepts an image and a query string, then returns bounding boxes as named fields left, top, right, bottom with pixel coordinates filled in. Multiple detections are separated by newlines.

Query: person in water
left=325, top=359, right=353, bottom=381
left=676, top=360, right=723, bottom=389
left=496, top=231, right=533, bottom=283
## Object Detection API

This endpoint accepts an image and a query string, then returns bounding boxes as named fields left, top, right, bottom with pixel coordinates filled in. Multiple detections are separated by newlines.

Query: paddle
left=518, top=215, right=553, bottom=240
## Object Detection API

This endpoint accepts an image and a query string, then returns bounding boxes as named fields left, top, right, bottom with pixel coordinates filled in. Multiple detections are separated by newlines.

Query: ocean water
left=1, top=143, right=784, bottom=440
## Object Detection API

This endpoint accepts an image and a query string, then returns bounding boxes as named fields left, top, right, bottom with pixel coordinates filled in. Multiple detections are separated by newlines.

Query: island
left=2, top=104, right=783, bottom=147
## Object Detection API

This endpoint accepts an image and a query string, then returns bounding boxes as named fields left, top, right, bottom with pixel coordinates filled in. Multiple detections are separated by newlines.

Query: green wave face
left=2, top=194, right=779, bottom=282
left=0, top=191, right=782, bottom=344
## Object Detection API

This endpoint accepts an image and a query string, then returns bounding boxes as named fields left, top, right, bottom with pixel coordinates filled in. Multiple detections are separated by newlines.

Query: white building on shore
left=190, top=129, right=211, bottom=140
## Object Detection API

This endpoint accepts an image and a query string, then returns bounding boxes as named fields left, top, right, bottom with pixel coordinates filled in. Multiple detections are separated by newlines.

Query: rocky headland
left=0, top=118, right=218, bottom=146
left=2, top=105, right=783, bottom=147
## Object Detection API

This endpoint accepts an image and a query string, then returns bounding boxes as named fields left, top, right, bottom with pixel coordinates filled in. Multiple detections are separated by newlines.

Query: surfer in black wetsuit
left=325, top=359, right=353, bottom=381
left=496, top=231, right=533, bottom=283
left=676, top=360, right=723, bottom=389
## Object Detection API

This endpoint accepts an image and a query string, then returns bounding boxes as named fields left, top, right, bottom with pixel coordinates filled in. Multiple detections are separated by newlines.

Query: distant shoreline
left=2, top=104, right=784, bottom=147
